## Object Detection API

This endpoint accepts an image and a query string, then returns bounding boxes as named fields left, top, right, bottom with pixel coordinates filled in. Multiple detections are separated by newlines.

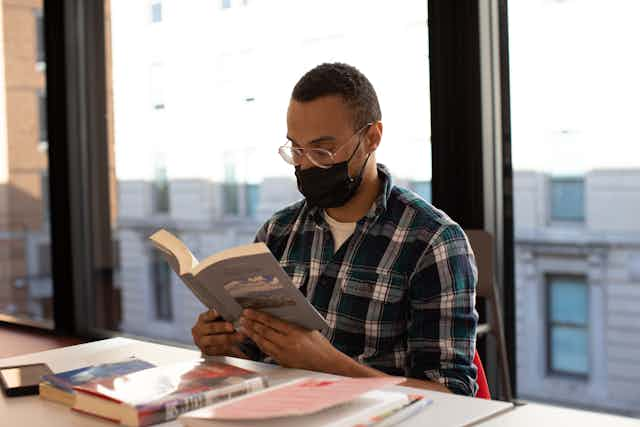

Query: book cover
left=39, top=358, right=155, bottom=406
left=42, top=358, right=155, bottom=392
left=73, top=360, right=267, bottom=427
left=149, top=229, right=328, bottom=331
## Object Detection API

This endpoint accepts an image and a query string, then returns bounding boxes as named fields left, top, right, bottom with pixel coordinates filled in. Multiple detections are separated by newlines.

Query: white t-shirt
left=323, top=210, right=357, bottom=253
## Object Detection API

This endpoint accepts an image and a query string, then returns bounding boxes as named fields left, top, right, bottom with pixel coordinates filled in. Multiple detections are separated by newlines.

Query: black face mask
left=295, top=139, right=371, bottom=209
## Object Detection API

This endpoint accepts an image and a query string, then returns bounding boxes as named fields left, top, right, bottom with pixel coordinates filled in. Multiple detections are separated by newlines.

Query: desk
left=476, top=402, right=639, bottom=426
left=1, top=337, right=513, bottom=427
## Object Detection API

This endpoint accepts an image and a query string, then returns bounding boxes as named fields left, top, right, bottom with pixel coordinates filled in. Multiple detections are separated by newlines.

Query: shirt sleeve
left=407, top=224, right=479, bottom=396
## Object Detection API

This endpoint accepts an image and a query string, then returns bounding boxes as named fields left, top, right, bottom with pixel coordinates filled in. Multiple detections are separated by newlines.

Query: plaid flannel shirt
left=247, top=164, right=478, bottom=396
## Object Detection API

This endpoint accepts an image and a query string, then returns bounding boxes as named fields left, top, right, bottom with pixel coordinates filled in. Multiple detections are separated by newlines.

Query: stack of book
left=70, top=360, right=267, bottom=426
left=38, top=357, right=430, bottom=427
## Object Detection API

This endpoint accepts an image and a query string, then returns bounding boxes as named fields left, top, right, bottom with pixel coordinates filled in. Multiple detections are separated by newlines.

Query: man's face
left=286, top=95, right=367, bottom=175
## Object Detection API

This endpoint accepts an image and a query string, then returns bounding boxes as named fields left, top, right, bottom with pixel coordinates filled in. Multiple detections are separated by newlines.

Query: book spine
left=137, top=376, right=267, bottom=427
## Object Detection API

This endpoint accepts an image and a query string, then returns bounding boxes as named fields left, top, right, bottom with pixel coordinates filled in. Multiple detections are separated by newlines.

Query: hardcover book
left=72, top=360, right=267, bottom=427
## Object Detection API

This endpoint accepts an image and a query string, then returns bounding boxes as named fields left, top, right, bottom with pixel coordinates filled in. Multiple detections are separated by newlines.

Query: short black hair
left=291, top=63, right=381, bottom=130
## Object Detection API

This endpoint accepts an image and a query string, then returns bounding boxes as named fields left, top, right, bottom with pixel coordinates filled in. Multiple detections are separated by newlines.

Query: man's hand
left=239, top=309, right=345, bottom=373
left=191, top=310, right=247, bottom=358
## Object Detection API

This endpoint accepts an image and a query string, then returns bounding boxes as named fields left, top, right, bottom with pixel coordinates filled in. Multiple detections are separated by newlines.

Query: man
left=192, top=63, right=478, bottom=396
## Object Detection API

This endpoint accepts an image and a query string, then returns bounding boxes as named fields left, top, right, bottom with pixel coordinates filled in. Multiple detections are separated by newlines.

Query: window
left=150, top=249, right=173, bottom=321
left=151, top=1, right=162, bottom=23
left=38, top=243, right=52, bottom=276
left=409, top=180, right=431, bottom=203
left=223, top=183, right=239, bottom=216
left=35, top=11, right=45, bottom=64
left=245, top=183, right=260, bottom=218
left=38, top=91, right=48, bottom=143
left=41, top=172, right=49, bottom=221
left=152, top=159, right=170, bottom=213
left=547, top=276, right=589, bottom=377
left=550, top=178, right=584, bottom=222
left=221, top=0, right=232, bottom=9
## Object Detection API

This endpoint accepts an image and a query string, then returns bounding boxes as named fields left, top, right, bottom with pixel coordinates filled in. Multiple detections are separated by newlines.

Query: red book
left=72, top=360, right=267, bottom=427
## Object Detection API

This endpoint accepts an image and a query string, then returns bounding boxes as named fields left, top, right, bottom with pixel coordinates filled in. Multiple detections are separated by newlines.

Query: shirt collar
left=304, top=163, right=393, bottom=226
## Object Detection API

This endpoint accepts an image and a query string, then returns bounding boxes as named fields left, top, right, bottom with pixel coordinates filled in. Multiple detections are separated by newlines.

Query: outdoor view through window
left=510, top=0, right=640, bottom=417
left=0, top=0, right=52, bottom=327
left=106, top=0, right=432, bottom=347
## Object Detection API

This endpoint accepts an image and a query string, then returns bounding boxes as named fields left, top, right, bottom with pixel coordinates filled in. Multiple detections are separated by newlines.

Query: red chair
left=474, top=350, right=491, bottom=399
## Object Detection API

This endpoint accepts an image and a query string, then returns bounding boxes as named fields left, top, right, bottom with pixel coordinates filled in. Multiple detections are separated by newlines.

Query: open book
left=149, top=229, right=327, bottom=331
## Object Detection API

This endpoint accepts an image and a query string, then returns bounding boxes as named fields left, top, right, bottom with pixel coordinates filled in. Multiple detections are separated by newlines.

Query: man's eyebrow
left=286, top=135, right=337, bottom=145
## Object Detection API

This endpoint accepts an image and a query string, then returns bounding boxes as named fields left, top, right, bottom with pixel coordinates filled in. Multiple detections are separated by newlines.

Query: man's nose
left=298, top=154, right=315, bottom=170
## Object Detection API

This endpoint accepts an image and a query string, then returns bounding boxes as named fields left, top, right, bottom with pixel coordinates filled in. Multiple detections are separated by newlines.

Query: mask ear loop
left=347, top=133, right=372, bottom=183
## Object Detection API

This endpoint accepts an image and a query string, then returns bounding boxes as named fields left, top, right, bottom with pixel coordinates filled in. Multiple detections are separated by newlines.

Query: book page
left=149, top=229, right=199, bottom=275
left=192, top=243, right=270, bottom=276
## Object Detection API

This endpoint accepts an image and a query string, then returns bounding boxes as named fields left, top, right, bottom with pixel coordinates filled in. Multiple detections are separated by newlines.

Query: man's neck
left=325, top=163, right=381, bottom=223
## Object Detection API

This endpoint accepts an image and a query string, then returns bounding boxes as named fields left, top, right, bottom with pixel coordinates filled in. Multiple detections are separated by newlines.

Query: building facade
left=514, top=169, right=640, bottom=416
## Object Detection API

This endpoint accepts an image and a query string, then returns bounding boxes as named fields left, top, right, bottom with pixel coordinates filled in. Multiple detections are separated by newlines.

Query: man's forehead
left=287, top=97, right=354, bottom=138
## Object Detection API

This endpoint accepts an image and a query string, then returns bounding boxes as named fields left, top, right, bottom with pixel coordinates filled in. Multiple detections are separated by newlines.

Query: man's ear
left=365, top=121, right=383, bottom=153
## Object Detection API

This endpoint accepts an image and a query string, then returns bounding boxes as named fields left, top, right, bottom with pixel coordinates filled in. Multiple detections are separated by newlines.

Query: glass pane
left=151, top=2, right=162, bottom=23
left=510, top=0, right=640, bottom=416
left=550, top=179, right=584, bottom=222
left=550, top=279, right=588, bottom=325
left=0, top=2, right=53, bottom=327
left=551, top=327, right=589, bottom=375
left=103, top=0, right=431, bottom=342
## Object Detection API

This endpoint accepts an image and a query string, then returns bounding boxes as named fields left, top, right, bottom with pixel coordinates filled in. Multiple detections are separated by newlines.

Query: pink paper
left=197, top=376, right=404, bottom=420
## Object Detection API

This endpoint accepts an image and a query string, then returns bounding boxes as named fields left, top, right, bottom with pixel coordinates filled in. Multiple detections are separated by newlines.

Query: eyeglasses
left=278, top=122, right=373, bottom=169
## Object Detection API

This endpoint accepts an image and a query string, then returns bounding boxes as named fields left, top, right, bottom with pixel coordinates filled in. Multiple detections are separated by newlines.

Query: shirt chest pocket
left=338, top=269, right=407, bottom=324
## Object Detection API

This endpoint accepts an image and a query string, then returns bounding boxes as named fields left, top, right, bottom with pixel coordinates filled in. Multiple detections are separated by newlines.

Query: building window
left=151, top=0, right=162, bottom=23
left=41, top=172, right=49, bottom=221
left=39, top=243, right=52, bottom=276
left=35, top=11, right=45, bottom=64
left=221, top=0, right=232, bottom=9
left=547, top=276, right=589, bottom=377
left=550, top=178, right=585, bottom=222
left=152, top=160, right=170, bottom=213
left=151, top=249, right=173, bottom=321
left=409, top=180, right=432, bottom=203
left=223, top=184, right=239, bottom=215
left=38, top=91, right=48, bottom=143
left=245, top=183, right=259, bottom=218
